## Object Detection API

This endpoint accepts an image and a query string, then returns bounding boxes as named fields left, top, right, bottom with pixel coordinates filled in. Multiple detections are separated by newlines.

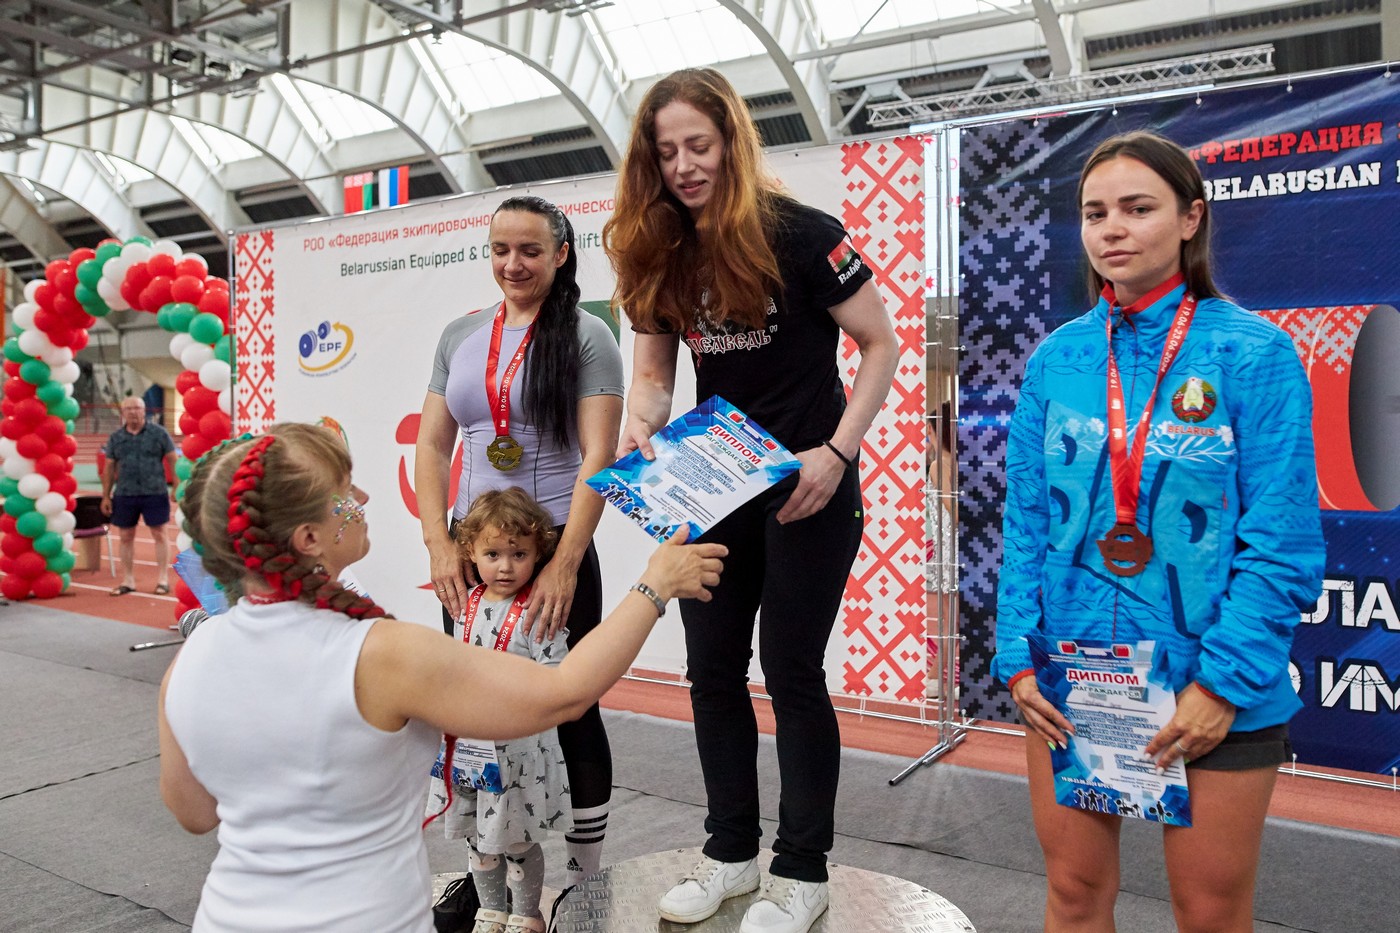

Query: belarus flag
left=343, top=172, right=374, bottom=214
left=379, top=165, right=409, bottom=209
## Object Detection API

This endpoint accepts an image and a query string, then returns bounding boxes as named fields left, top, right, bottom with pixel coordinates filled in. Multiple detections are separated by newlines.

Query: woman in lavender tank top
left=415, top=195, right=625, bottom=892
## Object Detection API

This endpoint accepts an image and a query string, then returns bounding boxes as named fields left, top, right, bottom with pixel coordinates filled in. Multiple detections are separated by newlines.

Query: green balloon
left=76, top=258, right=104, bottom=288
left=86, top=296, right=112, bottom=317
left=65, top=419, right=75, bottom=434
left=37, top=381, right=66, bottom=405
left=175, top=480, right=188, bottom=500
left=19, top=359, right=51, bottom=384
left=59, top=572, right=71, bottom=593
left=96, top=242, right=122, bottom=263
left=188, top=312, right=225, bottom=345
left=46, top=551, right=77, bottom=574
left=3, top=337, right=30, bottom=363
left=0, top=476, right=19, bottom=498
left=3, top=494, right=35, bottom=517
left=214, top=334, right=233, bottom=364
left=54, top=397, right=81, bottom=421
left=175, top=458, right=193, bottom=480
left=32, top=532, right=64, bottom=557
left=155, top=305, right=173, bottom=330
left=126, top=235, right=153, bottom=246
left=15, top=511, right=47, bottom=538
left=167, top=302, right=198, bottom=333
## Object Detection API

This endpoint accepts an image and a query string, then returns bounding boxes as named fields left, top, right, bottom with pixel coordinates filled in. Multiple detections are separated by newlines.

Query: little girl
left=428, top=487, right=571, bottom=933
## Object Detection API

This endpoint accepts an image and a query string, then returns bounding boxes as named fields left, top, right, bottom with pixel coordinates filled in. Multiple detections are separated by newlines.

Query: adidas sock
left=469, top=846, right=508, bottom=913
left=563, top=802, right=609, bottom=887
left=505, top=842, right=545, bottom=919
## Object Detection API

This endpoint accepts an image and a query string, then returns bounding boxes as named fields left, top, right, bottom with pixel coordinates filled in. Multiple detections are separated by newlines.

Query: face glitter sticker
left=331, top=493, right=366, bottom=543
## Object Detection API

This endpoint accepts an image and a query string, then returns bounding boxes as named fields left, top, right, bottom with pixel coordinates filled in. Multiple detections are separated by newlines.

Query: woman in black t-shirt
left=603, top=68, right=897, bottom=933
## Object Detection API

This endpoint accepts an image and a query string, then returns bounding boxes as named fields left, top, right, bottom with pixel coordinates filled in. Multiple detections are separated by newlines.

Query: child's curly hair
left=453, top=487, right=558, bottom=571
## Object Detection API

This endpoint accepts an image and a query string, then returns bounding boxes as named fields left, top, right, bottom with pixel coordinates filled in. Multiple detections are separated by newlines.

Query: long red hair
left=603, top=68, right=783, bottom=332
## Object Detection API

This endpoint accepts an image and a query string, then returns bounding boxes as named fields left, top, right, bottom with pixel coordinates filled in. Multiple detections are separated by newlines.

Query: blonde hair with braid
left=189, top=423, right=392, bottom=620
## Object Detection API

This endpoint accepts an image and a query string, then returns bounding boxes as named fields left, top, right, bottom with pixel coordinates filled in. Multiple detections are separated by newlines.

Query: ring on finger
left=1173, top=739, right=1190, bottom=754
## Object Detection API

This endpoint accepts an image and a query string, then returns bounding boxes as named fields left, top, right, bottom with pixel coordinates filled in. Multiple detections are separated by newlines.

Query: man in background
left=101, top=396, right=176, bottom=596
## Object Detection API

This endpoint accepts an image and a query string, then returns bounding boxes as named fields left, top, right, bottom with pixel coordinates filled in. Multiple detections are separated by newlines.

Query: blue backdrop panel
left=959, top=66, right=1400, bottom=774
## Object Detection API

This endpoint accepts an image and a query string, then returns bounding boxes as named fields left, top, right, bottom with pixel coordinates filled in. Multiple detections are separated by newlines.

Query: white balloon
left=47, top=511, right=76, bottom=535
left=169, top=332, right=196, bottom=360
left=181, top=342, right=215, bottom=372
left=176, top=531, right=192, bottom=551
left=41, top=346, right=75, bottom=368
left=218, top=387, right=233, bottom=414
left=2, top=456, right=35, bottom=480
left=13, top=302, right=37, bottom=330
left=63, top=532, right=74, bottom=550
left=50, top=361, right=81, bottom=385
left=35, top=492, right=67, bottom=516
left=154, top=238, right=182, bottom=257
left=18, top=329, right=54, bottom=359
left=178, top=251, right=208, bottom=270
left=120, top=242, right=153, bottom=264
left=23, top=279, right=43, bottom=302
left=102, top=256, right=130, bottom=287
left=17, top=473, right=50, bottom=498
left=0, top=437, right=15, bottom=459
left=199, top=359, right=232, bottom=392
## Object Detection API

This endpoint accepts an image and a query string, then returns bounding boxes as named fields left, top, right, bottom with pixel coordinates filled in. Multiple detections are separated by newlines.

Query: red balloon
left=179, top=411, right=200, bottom=437
left=4, top=360, right=21, bottom=378
left=14, top=551, right=46, bottom=578
left=49, top=474, right=77, bottom=497
left=197, top=289, right=230, bottom=321
left=1, top=574, right=30, bottom=601
left=32, top=283, right=54, bottom=310
left=66, top=494, right=77, bottom=512
left=15, top=399, right=47, bottom=425
left=174, top=578, right=196, bottom=604
left=47, top=327, right=76, bottom=350
left=140, top=276, right=174, bottom=314
left=170, top=275, right=205, bottom=304
left=51, top=293, right=82, bottom=321
left=146, top=253, right=177, bottom=278
left=181, top=433, right=212, bottom=461
left=0, top=513, right=18, bottom=535
left=69, top=330, right=90, bottom=353
left=33, top=307, right=58, bottom=333
left=120, top=278, right=144, bottom=311
left=175, top=370, right=202, bottom=394
left=35, top=453, right=71, bottom=480
left=35, top=416, right=67, bottom=443
left=97, top=237, right=121, bottom=249
left=175, top=258, right=207, bottom=279
left=45, top=260, right=69, bottom=282
left=32, top=572, right=64, bottom=599
left=54, top=269, right=79, bottom=296
left=205, top=275, right=229, bottom=292
left=3, top=379, right=35, bottom=401
left=69, top=247, right=97, bottom=264
left=16, top=434, right=48, bottom=459
left=50, top=434, right=77, bottom=458
left=123, top=264, right=152, bottom=295
left=0, top=418, right=27, bottom=441
left=0, top=400, right=13, bottom=419
left=198, top=410, right=232, bottom=440
left=183, top=386, right=219, bottom=418
left=2, top=533, right=31, bottom=558
left=0, top=556, right=17, bottom=576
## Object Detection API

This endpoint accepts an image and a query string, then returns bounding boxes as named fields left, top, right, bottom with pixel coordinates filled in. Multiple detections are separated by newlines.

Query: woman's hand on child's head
left=643, top=525, right=727, bottom=603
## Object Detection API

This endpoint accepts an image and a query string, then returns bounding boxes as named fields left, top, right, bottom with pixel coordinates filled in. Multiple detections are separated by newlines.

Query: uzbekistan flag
left=378, top=165, right=409, bottom=209
left=343, top=172, right=375, bottom=214
left=827, top=237, right=858, bottom=274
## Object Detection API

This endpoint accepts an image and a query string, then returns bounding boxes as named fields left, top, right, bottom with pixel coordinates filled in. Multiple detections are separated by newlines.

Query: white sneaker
left=657, top=854, right=760, bottom=923
left=470, top=908, right=510, bottom=933
left=739, top=876, right=829, bottom=933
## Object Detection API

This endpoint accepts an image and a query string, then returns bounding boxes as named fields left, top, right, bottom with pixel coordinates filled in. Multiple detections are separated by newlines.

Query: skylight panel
left=430, top=33, right=558, bottom=110
left=809, top=0, right=969, bottom=42
left=291, top=79, right=397, bottom=140
left=589, top=0, right=766, bottom=79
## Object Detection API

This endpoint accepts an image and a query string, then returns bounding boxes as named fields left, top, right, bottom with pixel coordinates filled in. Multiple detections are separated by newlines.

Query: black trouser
left=442, top=523, right=612, bottom=812
left=681, top=465, right=864, bottom=883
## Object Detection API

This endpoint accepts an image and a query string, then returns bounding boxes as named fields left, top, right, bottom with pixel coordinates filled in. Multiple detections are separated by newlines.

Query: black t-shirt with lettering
left=652, top=197, right=874, bottom=453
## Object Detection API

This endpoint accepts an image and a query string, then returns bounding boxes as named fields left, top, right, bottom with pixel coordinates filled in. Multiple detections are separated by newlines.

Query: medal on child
left=484, top=302, right=534, bottom=472
left=1096, top=275, right=1196, bottom=578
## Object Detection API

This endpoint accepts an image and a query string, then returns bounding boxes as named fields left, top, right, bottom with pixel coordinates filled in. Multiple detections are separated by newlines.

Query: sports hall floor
left=2, top=531, right=1397, bottom=932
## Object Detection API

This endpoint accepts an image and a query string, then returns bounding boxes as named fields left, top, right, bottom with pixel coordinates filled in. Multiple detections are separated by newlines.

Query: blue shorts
left=111, top=494, right=170, bottom=529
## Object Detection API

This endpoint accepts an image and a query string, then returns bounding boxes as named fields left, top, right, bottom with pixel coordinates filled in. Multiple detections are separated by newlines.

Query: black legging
left=441, top=523, right=612, bottom=814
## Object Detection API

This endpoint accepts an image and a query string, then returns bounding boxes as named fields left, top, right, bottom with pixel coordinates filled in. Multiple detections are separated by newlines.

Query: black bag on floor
left=432, top=875, right=480, bottom=933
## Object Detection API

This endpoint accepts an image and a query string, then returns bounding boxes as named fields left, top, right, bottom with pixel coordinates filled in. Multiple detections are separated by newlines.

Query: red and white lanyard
left=462, top=582, right=532, bottom=652
left=484, top=303, right=534, bottom=439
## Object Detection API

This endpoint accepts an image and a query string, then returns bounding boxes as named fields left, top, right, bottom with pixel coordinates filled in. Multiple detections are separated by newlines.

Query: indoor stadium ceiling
left=0, top=0, right=1389, bottom=300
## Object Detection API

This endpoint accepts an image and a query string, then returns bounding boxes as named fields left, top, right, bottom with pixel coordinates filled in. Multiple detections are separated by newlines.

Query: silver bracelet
left=629, top=581, right=666, bottom=617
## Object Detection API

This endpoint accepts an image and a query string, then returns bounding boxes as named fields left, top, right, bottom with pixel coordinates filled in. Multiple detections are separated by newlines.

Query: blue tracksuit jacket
left=993, top=282, right=1325, bottom=731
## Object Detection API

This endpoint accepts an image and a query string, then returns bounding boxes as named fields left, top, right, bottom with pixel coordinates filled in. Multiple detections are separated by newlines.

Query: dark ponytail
left=494, top=196, right=581, bottom=449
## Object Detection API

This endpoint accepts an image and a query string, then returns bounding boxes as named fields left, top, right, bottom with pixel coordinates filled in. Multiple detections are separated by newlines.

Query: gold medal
left=486, top=434, right=524, bottom=471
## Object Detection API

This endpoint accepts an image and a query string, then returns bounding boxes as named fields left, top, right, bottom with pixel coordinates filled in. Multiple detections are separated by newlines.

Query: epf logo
left=298, top=321, right=356, bottom=376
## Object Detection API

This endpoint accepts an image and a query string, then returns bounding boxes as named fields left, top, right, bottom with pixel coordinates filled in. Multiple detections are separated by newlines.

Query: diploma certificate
left=586, top=396, right=802, bottom=541
left=1027, top=634, right=1191, bottom=826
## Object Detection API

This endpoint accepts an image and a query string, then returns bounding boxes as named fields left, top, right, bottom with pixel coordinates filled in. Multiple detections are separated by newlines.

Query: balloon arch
left=1, top=236, right=232, bottom=618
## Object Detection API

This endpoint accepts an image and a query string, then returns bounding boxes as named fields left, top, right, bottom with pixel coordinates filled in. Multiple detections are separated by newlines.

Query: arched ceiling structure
left=0, top=0, right=1389, bottom=292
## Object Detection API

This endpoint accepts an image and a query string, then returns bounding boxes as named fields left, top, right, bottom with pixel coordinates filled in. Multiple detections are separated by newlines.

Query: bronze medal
left=486, top=434, right=524, bottom=471
left=1096, top=522, right=1154, bottom=577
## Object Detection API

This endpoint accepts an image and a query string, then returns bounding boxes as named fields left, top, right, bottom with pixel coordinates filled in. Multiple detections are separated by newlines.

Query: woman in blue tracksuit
left=994, top=131, right=1324, bottom=932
